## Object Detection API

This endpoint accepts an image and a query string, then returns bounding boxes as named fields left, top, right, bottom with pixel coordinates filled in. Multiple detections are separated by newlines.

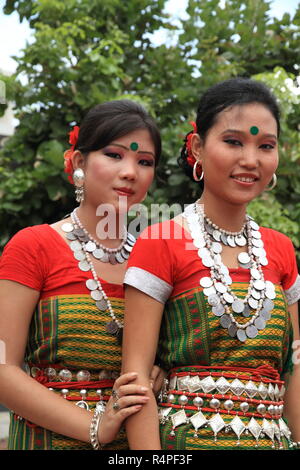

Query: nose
left=240, top=145, right=259, bottom=169
left=119, top=159, right=138, bottom=181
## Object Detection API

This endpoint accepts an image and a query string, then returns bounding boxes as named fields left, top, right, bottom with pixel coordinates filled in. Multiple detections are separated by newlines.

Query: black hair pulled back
left=178, top=77, right=281, bottom=182
left=75, top=99, right=161, bottom=164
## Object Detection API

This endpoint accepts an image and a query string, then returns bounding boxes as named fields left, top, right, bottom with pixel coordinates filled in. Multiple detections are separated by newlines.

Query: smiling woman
left=123, top=78, right=300, bottom=450
left=0, top=99, right=164, bottom=450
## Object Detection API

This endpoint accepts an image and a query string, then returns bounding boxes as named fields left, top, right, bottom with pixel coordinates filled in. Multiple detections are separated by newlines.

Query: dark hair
left=75, top=99, right=161, bottom=164
left=178, top=77, right=281, bottom=182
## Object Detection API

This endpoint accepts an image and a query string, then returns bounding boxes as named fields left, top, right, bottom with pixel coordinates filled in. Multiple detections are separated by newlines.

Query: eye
left=104, top=152, right=122, bottom=159
left=260, top=143, right=275, bottom=150
left=139, top=159, right=155, bottom=167
left=224, top=139, right=242, bottom=146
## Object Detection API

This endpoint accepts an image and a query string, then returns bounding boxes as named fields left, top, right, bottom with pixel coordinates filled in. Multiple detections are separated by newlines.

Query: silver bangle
left=90, top=406, right=105, bottom=450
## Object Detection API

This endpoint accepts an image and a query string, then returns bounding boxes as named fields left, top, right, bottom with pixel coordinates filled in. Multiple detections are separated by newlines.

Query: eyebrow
left=109, top=142, right=155, bottom=157
left=221, top=129, right=277, bottom=139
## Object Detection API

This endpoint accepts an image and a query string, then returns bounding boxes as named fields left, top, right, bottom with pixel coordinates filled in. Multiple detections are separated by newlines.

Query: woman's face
left=81, top=128, right=156, bottom=211
left=194, top=103, right=279, bottom=207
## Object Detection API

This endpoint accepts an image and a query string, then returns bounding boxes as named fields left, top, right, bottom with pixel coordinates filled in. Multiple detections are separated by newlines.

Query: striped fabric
left=158, top=282, right=293, bottom=450
left=8, top=294, right=127, bottom=450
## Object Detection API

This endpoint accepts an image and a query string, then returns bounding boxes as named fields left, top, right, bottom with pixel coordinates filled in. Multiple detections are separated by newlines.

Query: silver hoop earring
left=265, top=174, right=277, bottom=191
left=73, top=168, right=85, bottom=203
left=193, top=160, right=204, bottom=182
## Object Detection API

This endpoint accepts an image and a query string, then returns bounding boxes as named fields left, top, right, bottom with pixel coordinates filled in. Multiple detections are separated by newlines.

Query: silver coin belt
left=184, top=203, right=276, bottom=342
left=158, top=374, right=296, bottom=449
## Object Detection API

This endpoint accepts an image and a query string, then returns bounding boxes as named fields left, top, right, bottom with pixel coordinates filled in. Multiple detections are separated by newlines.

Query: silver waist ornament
left=61, top=210, right=136, bottom=343
left=184, top=203, right=276, bottom=342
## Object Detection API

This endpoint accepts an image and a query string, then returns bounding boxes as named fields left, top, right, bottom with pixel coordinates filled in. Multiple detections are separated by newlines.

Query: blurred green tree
left=0, top=0, right=299, bottom=258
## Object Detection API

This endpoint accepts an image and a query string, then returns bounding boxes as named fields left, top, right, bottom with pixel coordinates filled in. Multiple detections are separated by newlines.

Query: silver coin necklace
left=184, top=203, right=276, bottom=342
left=61, top=210, right=136, bottom=344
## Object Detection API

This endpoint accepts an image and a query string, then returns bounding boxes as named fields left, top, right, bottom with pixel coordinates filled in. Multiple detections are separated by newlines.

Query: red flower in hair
left=186, top=121, right=197, bottom=167
left=64, top=125, right=80, bottom=184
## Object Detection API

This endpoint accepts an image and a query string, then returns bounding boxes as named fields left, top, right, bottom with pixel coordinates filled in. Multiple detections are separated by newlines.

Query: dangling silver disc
left=124, top=244, right=133, bottom=253
left=212, top=304, right=225, bottom=316
left=251, top=289, right=261, bottom=300
left=74, top=250, right=86, bottom=261
left=115, top=252, right=125, bottom=263
left=259, top=257, right=268, bottom=266
left=265, top=290, right=276, bottom=300
left=67, top=232, right=77, bottom=241
left=221, top=233, right=228, bottom=245
left=127, top=232, right=136, bottom=243
left=202, top=256, right=214, bottom=268
left=212, top=230, right=221, bottom=242
left=78, top=234, right=89, bottom=243
left=79, top=260, right=90, bottom=272
left=106, top=320, right=119, bottom=335
left=109, top=254, right=118, bottom=265
left=252, top=247, right=264, bottom=258
left=62, top=223, right=74, bottom=233
left=248, top=297, right=258, bottom=309
left=232, top=299, right=244, bottom=313
left=92, top=248, right=104, bottom=259
left=252, top=238, right=264, bottom=248
left=254, top=316, right=266, bottom=330
left=204, top=223, right=214, bottom=235
left=198, top=247, right=210, bottom=258
left=220, top=314, right=232, bottom=328
left=100, top=253, right=110, bottom=263
left=203, top=286, right=216, bottom=296
left=223, top=292, right=234, bottom=303
left=223, top=275, right=233, bottom=285
left=251, top=230, right=261, bottom=239
left=96, top=299, right=108, bottom=311
left=228, top=324, right=238, bottom=337
left=253, top=280, right=265, bottom=291
left=86, top=279, right=98, bottom=290
left=91, top=289, right=103, bottom=301
left=237, top=329, right=247, bottom=342
left=215, top=282, right=227, bottom=294
left=238, top=252, right=250, bottom=264
left=73, top=228, right=85, bottom=237
left=235, top=235, right=247, bottom=247
left=85, top=241, right=97, bottom=252
left=261, top=309, right=271, bottom=321
left=250, top=268, right=261, bottom=280
left=265, top=281, right=275, bottom=291
left=212, top=242, right=222, bottom=254
left=70, top=240, right=82, bottom=252
left=220, top=265, right=229, bottom=275
left=193, top=237, right=206, bottom=249
left=239, top=262, right=252, bottom=269
left=246, top=325, right=258, bottom=339
left=200, top=277, right=213, bottom=288
left=121, top=249, right=130, bottom=260
left=263, top=298, right=274, bottom=311
left=250, top=220, right=259, bottom=230
left=208, top=294, right=220, bottom=306
left=242, top=304, right=251, bottom=317
left=227, top=236, right=236, bottom=247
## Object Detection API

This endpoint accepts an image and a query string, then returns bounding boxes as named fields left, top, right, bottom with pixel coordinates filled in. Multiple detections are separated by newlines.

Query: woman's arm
left=123, top=286, right=164, bottom=450
left=0, top=280, right=148, bottom=445
left=283, top=302, right=300, bottom=442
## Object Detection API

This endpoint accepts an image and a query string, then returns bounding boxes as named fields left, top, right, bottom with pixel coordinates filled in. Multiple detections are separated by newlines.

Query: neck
left=75, top=202, right=126, bottom=248
left=198, top=192, right=247, bottom=232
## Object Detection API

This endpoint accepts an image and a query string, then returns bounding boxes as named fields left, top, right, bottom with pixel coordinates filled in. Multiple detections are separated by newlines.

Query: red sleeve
left=0, top=227, right=48, bottom=291
left=127, top=221, right=175, bottom=286
left=276, top=233, right=298, bottom=291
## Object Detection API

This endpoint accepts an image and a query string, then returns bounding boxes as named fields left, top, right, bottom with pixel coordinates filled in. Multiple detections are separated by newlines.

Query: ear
left=71, top=150, right=86, bottom=171
left=191, top=133, right=204, bottom=164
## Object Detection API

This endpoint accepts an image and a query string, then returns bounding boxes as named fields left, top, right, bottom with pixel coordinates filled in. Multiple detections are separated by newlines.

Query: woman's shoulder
left=6, top=224, right=54, bottom=249
left=260, top=226, right=294, bottom=247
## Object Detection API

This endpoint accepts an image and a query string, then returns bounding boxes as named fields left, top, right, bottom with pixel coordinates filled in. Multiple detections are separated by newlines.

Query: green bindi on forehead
left=130, top=142, right=139, bottom=151
left=250, top=126, right=259, bottom=135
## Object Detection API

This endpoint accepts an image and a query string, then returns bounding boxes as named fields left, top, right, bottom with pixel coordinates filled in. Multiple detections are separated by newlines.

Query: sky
left=0, top=0, right=299, bottom=73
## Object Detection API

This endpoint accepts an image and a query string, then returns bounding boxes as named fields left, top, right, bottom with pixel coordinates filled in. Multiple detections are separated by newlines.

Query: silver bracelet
left=90, top=405, right=105, bottom=450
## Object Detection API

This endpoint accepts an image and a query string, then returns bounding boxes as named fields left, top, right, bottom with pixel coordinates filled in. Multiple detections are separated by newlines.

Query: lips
left=231, top=173, right=259, bottom=183
left=114, top=187, right=135, bottom=196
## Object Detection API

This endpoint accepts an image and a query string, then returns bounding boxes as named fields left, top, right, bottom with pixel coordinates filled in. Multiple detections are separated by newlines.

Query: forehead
left=212, top=103, right=278, bottom=134
left=112, top=128, right=154, bottom=147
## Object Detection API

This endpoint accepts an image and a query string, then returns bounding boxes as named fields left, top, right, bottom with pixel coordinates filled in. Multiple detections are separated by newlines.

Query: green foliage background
left=0, top=0, right=299, bottom=259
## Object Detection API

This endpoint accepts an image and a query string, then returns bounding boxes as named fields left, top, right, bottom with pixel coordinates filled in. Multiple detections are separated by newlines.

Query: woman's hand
left=149, top=365, right=167, bottom=397
left=98, top=372, right=149, bottom=446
